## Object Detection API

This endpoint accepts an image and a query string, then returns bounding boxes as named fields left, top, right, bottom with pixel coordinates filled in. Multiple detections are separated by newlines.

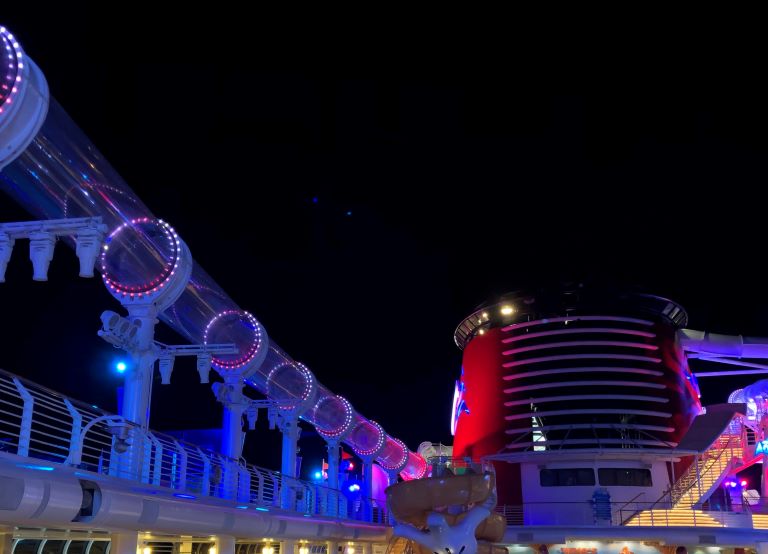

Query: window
left=598, top=468, right=652, bottom=487
left=539, top=468, right=595, bottom=486
left=41, top=541, right=66, bottom=554
left=66, top=542, right=88, bottom=554
left=13, top=540, right=41, bottom=554
left=89, top=542, right=109, bottom=554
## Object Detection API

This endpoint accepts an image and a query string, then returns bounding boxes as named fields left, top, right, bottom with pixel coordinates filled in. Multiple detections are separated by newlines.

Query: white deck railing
left=0, top=368, right=388, bottom=524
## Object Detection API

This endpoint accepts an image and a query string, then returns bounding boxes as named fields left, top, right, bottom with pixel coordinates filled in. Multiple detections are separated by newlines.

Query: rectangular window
left=598, top=468, right=652, bottom=487
left=539, top=468, right=595, bottom=486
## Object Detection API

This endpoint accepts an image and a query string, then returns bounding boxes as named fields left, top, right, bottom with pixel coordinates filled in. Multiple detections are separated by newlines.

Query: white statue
left=393, top=486, right=497, bottom=554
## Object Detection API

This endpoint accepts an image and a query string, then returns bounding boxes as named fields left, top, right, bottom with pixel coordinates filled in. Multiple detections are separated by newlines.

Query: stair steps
left=624, top=434, right=742, bottom=527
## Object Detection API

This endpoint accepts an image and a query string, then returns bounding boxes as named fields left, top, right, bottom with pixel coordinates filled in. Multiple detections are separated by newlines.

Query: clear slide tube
left=0, top=27, right=425, bottom=478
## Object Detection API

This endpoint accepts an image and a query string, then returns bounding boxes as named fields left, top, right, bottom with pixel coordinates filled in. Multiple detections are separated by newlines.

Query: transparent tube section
left=0, top=37, right=425, bottom=478
left=377, top=436, right=409, bottom=471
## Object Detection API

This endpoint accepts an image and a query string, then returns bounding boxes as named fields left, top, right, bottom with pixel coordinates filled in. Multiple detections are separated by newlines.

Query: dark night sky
left=1, top=11, right=767, bottom=472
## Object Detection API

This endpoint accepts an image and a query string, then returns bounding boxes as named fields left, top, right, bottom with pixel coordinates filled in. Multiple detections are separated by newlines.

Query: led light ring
left=315, top=395, right=355, bottom=439
left=265, top=361, right=316, bottom=412
left=377, top=437, right=409, bottom=471
left=350, top=419, right=386, bottom=457
left=408, top=453, right=428, bottom=479
left=204, top=310, right=266, bottom=372
left=63, top=182, right=140, bottom=219
left=101, top=217, right=180, bottom=296
left=0, top=27, right=23, bottom=116
left=0, top=27, right=49, bottom=172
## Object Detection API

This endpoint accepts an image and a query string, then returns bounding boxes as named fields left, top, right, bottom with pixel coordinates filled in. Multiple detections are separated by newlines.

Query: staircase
left=386, top=537, right=416, bottom=554
left=625, top=434, right=742, bottom=527
left=625, top=508, right=724, bottom=527
left=676, top=434, right=741, bottom=509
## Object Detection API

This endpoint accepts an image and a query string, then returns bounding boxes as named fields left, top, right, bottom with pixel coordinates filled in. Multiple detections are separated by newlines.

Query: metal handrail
left=673, top=433, right=739, bottom=507
left=0, top=367, right=388, bottom=524
left=494, top=500, right=757, bottom=528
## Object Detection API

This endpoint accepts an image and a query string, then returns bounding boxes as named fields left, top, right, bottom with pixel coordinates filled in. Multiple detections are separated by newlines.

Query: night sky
left=2, top=12, right=768, bottom=473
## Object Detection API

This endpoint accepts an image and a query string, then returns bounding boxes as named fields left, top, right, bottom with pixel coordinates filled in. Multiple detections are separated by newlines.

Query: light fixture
left=478, top=329, right=486, bottom=335
left=158, top=354, right=176, bottom=384
left=98, top=310, right=140, bottom=349
left=209, top=547, right=217, bottom=554
left=196, top=353, right=211, bottom=384
left=143, top=547, right=152, bottom=554
left=346, top=547, right=354, bottom=554
left=75, top=227, right=105, bottom=277
left=500, top=305, right=514, bottom=315
left=29, top=230, right=55, bottom=281
left=116, top=361, right=128, bottom=374
left=0, top=232, right=13, bottom=282
left=263, top=546, right=274, bottom=554
left=299, top=547, right=309, bottom=554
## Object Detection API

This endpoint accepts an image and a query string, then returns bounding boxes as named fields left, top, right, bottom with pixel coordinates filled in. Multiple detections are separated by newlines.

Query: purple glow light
left=100, top=217, right=181, bottom=297
left=204, top=309, right=264, bottom=371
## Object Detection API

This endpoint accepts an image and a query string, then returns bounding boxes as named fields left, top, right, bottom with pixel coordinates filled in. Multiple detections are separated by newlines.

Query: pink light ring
left=265, top=361, right=317, bottom=413
left=376, top=436, right=409, bottom=472
left=99, top=218, right=193, bottom=310
left=401, top=451, right=428, bottom=480
left=293, top=362, right=318, bottom=412
left=315, top=395, right=355, bottom=440
left=203, top=309, right=269, bottom=379
left=101, top=218, right=179, bottom=293
left=0, top=27, right=23, bottom=114
left=0, top=27, right=49, bottom=171
left=349, top=419, right=386, bottom=457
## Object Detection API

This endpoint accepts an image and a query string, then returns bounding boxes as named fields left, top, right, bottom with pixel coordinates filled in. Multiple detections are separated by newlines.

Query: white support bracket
left=63, top=398, right=83, bottom=466
left=0, top=217, right=107, bottom=281
left=12, top=377, right=33, bottom=457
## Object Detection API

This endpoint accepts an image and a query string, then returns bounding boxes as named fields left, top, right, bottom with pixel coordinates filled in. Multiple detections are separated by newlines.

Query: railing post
left=238, top=464, right=250, bottom=503
left=138, top=434, right=152, bottom=483
left=12, top=377, right=33, bottom=457
left=197, top=447, right=211, bottom=497
left=172, top=440, right=187, bottom=490
left=695, top=454, right=702, bottom=505
left=255, top=469, right=265, bottom=504
left=63, top=399, right=82, bottom=465
left=147, top=433, right=162, bottom=486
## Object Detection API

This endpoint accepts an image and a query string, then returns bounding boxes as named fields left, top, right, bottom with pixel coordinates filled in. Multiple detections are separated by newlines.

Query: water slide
left=385, top=461, right=506, bottom=554
left=0, top=25, right=426, bottom=479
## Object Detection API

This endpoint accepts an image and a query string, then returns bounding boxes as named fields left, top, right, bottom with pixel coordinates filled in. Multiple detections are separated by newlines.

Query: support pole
left=282, top=540, right=296, bottom=554
left=280, top=412, right=301, bottom=478
left=324, top=438, right=341, bottom=517
left=215, top=536, right=236, bottom=554
left=326, top=439, right=341, bottom=490
left=387, top=470, right=399, bottom=488
left=362, top=456, right=374, bottom=521
left=0, top=532, right=12, bottom=554
left=120, top=304, right=158, bottom=430
left=220, top=380, right=247, bottom=460
left=110, top=533, right=139, bottom=554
